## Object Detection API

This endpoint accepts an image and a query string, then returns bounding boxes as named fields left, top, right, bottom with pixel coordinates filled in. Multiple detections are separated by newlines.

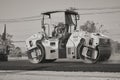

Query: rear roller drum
left=77, top=39, right=100, bottom=64
left=27, top=42, right=45, bottom=64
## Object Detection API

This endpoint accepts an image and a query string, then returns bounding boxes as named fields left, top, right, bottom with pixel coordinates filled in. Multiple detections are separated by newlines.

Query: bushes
left=111, top=40, right=120, bottom=54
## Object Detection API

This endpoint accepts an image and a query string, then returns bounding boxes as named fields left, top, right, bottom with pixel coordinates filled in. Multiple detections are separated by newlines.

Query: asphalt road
left=0, top=59, right=120, bottom=72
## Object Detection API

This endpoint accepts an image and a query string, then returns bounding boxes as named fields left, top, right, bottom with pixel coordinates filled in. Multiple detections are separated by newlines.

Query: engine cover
left=42, top=39, right=59, bottom=59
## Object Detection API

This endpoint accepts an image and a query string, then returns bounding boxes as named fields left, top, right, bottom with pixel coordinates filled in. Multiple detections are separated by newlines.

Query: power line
left=79, top=10, right=120, bottom=15
left=0, top=15, right=41, bottom=20
left=0, top=15, right=42, bottom=23
left=0, top=9, right=120, bottom=23
left=75, top=6, right=120, bottom=11
left=17, top=15, right=41, bottom=19
left=0, top=18, right=42, bottom=23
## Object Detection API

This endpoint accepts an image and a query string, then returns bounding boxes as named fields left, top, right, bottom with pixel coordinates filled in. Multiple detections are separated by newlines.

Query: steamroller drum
left=85, top=48, right=99, bottom=64
left=84, top=45, right=111, bottom=63
left=77, top=39, right=111, bottom=63
left=27, top=42, right=45, bottom=64
left=96, top=46, right=111, bottom=62
left=77, top=38, right=99, bottom=63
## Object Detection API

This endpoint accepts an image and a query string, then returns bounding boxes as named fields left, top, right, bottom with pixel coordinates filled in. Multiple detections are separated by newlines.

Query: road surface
left=0, top=58, right=120, bottom=72
left=0, top=57, right=120, bottom=80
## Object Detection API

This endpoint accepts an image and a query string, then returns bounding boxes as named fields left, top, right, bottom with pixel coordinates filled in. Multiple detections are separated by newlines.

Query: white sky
left=0, top=0, right=120, bottom=49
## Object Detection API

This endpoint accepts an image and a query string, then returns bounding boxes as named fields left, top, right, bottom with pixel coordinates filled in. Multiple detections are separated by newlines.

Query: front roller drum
left=96, top=46, right=111, bottom=62
left=77, top=39, right=111, bottom=63
left=84, top=46, right=111, bottom=63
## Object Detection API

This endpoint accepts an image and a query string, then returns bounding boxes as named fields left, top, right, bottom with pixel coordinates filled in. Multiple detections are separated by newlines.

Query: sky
left=0, top=0, right=120, bottom=50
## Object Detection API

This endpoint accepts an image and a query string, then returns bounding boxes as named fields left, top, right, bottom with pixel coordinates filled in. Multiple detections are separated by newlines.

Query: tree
left=6, top=33, right=13, bottom=45
left=80, top=21, right=97, bottom=33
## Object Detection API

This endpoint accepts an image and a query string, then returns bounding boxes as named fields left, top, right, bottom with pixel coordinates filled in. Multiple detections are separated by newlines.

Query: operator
left=52, top=22, right=65, bottom=38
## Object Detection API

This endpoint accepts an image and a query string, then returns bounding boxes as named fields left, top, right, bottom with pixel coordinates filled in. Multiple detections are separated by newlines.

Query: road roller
left=26, top=9, right=111, bottom=64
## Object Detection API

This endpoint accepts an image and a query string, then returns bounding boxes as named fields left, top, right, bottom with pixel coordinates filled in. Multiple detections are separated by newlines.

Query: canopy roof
left=42, top=10, right=78, bottom=15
